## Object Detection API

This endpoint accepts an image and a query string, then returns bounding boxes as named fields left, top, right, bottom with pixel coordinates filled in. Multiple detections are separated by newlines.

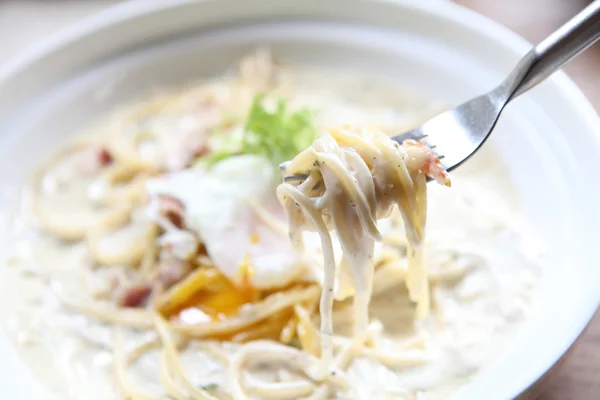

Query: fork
left=283, top=0, right=600, bottom=182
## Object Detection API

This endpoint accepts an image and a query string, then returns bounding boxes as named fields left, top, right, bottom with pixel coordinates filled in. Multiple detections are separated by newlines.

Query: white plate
left=0, top=1, right=599, bottom=399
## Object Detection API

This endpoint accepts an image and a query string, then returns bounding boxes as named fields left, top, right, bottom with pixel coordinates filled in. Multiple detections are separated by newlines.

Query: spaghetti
left=278, top=127, right=450, bottom=369
left=4, top=50, right=536, bottom=400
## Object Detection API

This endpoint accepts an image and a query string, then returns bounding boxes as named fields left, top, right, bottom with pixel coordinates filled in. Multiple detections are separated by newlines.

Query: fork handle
left=510, top=0, right=600, bottom=99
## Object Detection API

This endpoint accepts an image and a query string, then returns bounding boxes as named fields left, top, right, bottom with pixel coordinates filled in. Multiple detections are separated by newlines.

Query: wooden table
left=455, top=1, right=600, bottom=399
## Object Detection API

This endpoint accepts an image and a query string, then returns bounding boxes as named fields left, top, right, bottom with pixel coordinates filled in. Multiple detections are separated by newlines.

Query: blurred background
left=1, top=0, right=598, bottom=108
left=0, top=1, right=598, bottom=399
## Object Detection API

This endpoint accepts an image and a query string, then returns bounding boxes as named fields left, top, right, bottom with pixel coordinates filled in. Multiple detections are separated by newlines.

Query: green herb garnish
left=243, top=94, right=317, bottom=166
left=198, top=383, right=219, bottom=391
left=198, top=94, right=317, bottom=167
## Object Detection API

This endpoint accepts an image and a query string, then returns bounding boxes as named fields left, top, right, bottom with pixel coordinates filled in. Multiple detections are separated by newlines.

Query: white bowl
left=0, top=1, right=599, bottom=399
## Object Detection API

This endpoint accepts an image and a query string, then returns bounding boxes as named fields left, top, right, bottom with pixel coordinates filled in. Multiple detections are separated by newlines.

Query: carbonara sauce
left=0, top=65, right=540, bottom=400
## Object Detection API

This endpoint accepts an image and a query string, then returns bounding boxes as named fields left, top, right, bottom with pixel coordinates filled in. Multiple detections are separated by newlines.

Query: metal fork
left=283, top=1, right=600, bottom=182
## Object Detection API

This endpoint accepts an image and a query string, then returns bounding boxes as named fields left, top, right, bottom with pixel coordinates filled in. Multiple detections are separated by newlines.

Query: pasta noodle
left=5, top=50, right=535, bottom=400
left=228, top=340, right=348, bottom=400
left=170, top=285, right=321, bottom=337
left=278, top=126, right=449, bottom=365
left=113, top=332, right=162, bottom=400
left=154, top=314, right=217, bottom=400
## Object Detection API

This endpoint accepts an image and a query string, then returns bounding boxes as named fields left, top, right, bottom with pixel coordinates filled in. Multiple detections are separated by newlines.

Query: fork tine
left=392, top=127, right=428, bottom=143
left=283, top=174, right=309, bottom=183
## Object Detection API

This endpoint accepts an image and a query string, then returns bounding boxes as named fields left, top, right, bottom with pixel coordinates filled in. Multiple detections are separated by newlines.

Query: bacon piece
left=402, top=139, right=451, bottom=187
left=97, top=148, right=114, bottom=166
left=158, top=195, right=185, bottom=229
left=192, top=144, right=209, bottom=159
left=117, top=284, right=152, bottom=308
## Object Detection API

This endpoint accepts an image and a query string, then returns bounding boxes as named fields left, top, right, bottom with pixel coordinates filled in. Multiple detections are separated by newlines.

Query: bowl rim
left=0, top=0, right=597, bottom=131
left=0, top=0, right=599, bottom=399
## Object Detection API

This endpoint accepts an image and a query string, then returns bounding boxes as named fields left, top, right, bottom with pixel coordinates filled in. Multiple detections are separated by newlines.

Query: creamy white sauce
left=0, top=67, right=541, bottom=400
